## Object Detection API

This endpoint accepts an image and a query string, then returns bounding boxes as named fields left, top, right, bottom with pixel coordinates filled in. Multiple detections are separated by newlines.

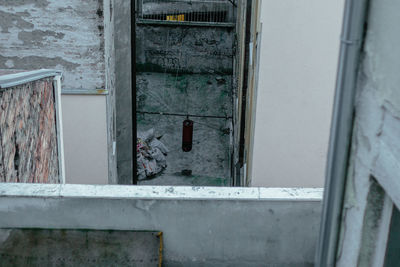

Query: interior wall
left=251, top=0, right=345, bottom=187
left=62, top=95, right=108, bottom=185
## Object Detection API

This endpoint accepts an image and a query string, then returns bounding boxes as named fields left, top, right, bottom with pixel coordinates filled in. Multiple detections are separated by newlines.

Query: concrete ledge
left=0, top=184, right=322, bottom=266
left=0, top=69, right=61, bottom=89
left=0, top=183, right=322, bottom=201
left=61, top=89, right=109, bottom=95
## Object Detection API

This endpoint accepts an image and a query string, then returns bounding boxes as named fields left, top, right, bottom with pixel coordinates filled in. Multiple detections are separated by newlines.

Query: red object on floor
left=182, top=119, right=193, bottom=152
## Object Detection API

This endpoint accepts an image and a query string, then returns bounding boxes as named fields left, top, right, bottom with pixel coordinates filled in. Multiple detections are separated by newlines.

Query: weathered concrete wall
left=0, top=79, right=60, bottom=183
left=137, top=73, right=232, bottom=178
left=104, top=0, right=118, bottom=184
left=134, top=25, right=234, bottom=182
left=114, top=0, right=133, bottom=184
left=334, top=0, right=400, bottom=265
left=136, top=26, right=233, bottom=74
left=0, top=0, right=105, bottom=90
left=0, top=184, right=322, bottom=266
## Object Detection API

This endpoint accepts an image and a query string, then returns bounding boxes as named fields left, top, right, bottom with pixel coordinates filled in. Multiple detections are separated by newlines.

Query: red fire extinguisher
left=182, top=118, right=193, bottom=152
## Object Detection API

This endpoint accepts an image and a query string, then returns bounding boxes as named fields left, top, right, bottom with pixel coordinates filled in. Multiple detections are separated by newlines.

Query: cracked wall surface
left=336, top=0, right=400, bottom=265
left=0, top=78, right=60, bottom=183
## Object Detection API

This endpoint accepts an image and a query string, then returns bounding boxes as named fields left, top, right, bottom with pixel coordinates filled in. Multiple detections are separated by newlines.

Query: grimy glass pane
left=384, top=206, right=400, bottom=267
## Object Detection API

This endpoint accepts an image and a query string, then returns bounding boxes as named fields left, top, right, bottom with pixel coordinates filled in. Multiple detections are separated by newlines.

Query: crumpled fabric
left=137, top=128, right=169, bottom=180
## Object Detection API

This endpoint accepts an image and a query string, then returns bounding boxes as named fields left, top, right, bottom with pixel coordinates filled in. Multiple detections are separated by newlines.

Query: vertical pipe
left=315, top=0, right=369, bottom=266
left=54, top=75, right=66, bottom=184
left=237, top=0, right=252, bottom=186
left=131, top=0, right=138, bottom=184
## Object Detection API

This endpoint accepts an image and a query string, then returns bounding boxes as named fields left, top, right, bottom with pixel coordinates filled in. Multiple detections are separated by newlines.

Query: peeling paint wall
left=0, top=0, right=106, bottom=90
left=0, top=79, right=60, bottom=183
left=336, top=0, right=400, bottom=265
left=135, top=25, right=234, bottom=182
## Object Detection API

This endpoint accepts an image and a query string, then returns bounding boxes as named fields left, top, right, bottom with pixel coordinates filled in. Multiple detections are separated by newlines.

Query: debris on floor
left=137, top=128, right=169, bottom=180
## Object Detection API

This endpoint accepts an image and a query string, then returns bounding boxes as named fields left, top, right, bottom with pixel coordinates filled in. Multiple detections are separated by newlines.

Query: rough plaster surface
left=0, top=183, right=322, bottom=266
left=0, top=0, right=106, bottom=90
left=0, top=79, right=59, bottom=183
left=336, top=0, right=400, bottom=265
left=133, top=25, right=234, bottom=183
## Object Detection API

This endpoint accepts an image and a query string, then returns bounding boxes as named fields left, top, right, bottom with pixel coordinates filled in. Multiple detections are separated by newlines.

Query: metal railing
left=137, top=0, right=235, bottom=24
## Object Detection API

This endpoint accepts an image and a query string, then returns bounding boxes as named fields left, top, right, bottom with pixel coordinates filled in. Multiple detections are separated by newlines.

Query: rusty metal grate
left=137, top=0, right=235, bottom=24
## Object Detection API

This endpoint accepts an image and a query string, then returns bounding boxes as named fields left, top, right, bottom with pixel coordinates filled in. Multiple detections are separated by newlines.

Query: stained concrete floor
left=138, top=172, right=229, bottom=186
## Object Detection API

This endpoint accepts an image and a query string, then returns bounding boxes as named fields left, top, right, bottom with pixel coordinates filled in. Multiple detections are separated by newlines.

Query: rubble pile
left=137, top=129, right=169, bottom=180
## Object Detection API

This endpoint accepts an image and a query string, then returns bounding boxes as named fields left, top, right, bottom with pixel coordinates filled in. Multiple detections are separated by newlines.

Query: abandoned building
left=1, top=0, right=400, bottom=266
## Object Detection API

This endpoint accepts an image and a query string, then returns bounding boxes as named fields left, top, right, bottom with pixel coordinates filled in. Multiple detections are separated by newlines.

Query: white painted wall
left=251, top=0, right=345, bottom=187
left=61, top=95, right=108, bottom=184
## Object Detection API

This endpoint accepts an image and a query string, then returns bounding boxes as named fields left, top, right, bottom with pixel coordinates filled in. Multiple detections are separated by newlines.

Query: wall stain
left=0, top=10, right=33, bottom=33
left=0, top=55, right=80, bottom=71
left=0, top=0, right=50, bottom=8
left=18, top=30, right=65, bottom=46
